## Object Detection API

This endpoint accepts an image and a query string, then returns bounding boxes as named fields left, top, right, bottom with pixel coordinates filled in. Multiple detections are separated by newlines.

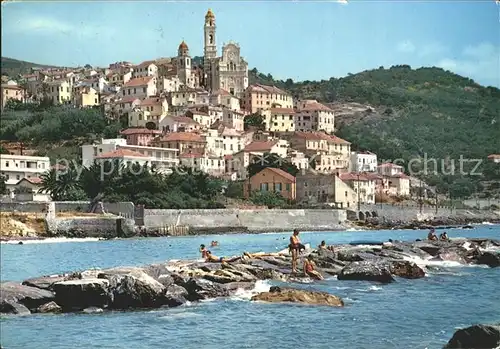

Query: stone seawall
left=0, top=201, right=135, bottom=217
left=43, top=202, right=136, bottom=239
left=358, top=203, right=500, bottom=223
left=143, top=209, right=347, bottom=233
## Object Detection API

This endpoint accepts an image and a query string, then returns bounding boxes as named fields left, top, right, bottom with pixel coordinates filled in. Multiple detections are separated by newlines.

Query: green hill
left=1, top=57, right=61, bottom=77
left=249, top=66, right=500, bottom=198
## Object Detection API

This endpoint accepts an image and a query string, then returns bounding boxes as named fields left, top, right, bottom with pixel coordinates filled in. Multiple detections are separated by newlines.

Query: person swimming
left=427, top=229, right=438, bottom=241
left=303, top=255, right=324, bottom=280
left=205, top=250, right=242, bottom=263
left=199, top=244, right=208, bottom=258
left=210, top=241, right=219, bottom=247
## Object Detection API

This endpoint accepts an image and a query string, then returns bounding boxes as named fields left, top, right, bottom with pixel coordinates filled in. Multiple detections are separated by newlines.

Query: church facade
left=203, top=9, right=249, bottom=97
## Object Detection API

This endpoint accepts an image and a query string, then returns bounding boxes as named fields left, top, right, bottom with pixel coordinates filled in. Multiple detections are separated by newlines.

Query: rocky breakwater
left=1, top=238, right=498, bottom=316
left=359, top=215, right=500, bottom=230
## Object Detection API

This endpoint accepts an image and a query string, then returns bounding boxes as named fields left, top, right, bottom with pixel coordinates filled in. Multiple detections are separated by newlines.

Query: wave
left=402, top=254, right=489, bottom=271
left=230, top=280, right=272, bottom=301
left=0, top=237, right=102, bottom=245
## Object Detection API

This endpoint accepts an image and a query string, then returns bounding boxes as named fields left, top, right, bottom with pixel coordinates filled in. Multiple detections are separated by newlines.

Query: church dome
left=178, top=41, right=189, bottom=50
left=205, top=8, right=215, bottom=19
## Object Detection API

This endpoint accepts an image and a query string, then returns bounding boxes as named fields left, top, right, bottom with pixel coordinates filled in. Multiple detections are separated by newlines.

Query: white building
left=81, top=138, right=179, bottom=173
left=377, top=162, right=404, bottom=177
left=350, top=151, right=378, bottom=172
left=0, top=154, right=50, bottom=193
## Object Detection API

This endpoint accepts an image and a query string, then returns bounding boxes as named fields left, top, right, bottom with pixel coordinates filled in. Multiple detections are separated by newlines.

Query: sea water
left=1, top=226, right=499, bottom=349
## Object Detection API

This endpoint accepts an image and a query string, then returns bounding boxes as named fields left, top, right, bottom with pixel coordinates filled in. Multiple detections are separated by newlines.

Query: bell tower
left=203, top=8, right=217, bottom=90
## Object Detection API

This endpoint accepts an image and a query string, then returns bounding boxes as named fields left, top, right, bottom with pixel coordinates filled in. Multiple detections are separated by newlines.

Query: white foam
left=230, top=280, right=272, bottom=301
left=0, top=237, right=101, bottom=245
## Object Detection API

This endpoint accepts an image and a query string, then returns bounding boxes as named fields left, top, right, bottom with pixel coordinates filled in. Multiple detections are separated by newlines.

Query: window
left=16, top=175, right=20, bottom=180
left=143, top=87, right=146, bottom=93
left=260, top=183, right=268, bottom=191
left=275, top=183, right=282, bottom=191
left=5, top=161, right=9, bottom=167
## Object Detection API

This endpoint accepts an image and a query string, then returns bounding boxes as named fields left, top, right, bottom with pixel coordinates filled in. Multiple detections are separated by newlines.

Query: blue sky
left=2, top=1, right=499, bottom=87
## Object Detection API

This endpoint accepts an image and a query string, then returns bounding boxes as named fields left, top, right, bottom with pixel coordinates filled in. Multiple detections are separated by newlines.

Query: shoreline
left=1, top=237, right=499, bottom=316
left=1, top=221, right=499, bottom=243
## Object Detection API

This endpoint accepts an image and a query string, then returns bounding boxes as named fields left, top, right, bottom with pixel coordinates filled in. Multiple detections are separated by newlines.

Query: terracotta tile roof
left=141, top=97, right=164, bottom=106
left=17, top=177, right=43, bottom=185
left=120, top=128, right=162, bottom=136
left=263, top=167, right=296, bottom=182
left=123, top=76, right=154, bottom=87
left=378, top=162, right=403, bottom=169
left=293, top=131, right=350, bottom=144
left=487, top=154, right=500, bottom=159
left=171, top=116, right=199, bottom=124
left=363, top=172, right=383, bottom=180
left=298, top=101, right=333, bottom=112
left=243, top=141, right=278, bottom=152
left=160, top=132, right=205, bottom=143
left=388, top=173, right=410, bottom=179
left=339, top=173, right=370, bottom=181
left=119, top=97, right=141, bottom=104
left=95, top=149, right=149, bottom=159
left=212, top=89, right=232, bottom=96
left=180, top=149, right=205, bottom=158
left=248, top=84, right=289, bottom=96
left=135, top=60, right=156, bottom=68
left=271, top=108, right=295, bottom=114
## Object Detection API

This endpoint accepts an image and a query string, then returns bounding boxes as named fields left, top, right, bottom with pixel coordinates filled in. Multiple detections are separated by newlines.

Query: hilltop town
left=1, top=9, right=498, bottom=211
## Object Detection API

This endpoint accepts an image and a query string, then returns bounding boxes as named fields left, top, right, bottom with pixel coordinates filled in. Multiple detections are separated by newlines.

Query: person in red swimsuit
left=303, top=255, right=323, bottom=280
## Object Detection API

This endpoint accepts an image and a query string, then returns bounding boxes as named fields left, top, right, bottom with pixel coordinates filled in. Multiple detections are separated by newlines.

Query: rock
left=22, top=275, right=67, bottom=291
left=37, top=301, right=62, bottom=313
left=0, top=299, right=31, bottom=315
left=338, top=261, right=394, bottom=283
left=53, top=279, right=111, bottom=311
left=475, top=252, right=500, bottom=268
left=164, top=284, right=188, bottom=307
left=0, top=282, right=55, bottom=313
left=221, top=281, right=256, bottom=292
left=175, top=277, right=230, bottom=301
left=414, top=242, right=442, bottom=256
left=83, top=307, right=104, bottom=314
left=390, top=261, right=426, bottom=279
left=98, top=270, right=166, bottom=309
left=251, top=286, right=344, bottom=307
left=444, top=323, right=500, bottom=348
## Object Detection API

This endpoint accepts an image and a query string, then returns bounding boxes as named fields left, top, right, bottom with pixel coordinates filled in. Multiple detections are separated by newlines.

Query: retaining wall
left=0, top=201, right=135, bottom=217
left=359, top=203, right=500, bottom=222
left=143, top=209, right=347, bottom=232
left=46, top=217, right=135, bottom=238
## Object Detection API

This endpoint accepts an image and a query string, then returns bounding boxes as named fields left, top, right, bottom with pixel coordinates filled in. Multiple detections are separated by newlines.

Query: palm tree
left=39, top=167, right=82, bottom=200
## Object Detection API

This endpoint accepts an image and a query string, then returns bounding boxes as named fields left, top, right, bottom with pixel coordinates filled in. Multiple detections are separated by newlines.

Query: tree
left=0, top=175, right=7, bottom=195
left=0, top=146, right=9, bottom=155
left=247, top=152, right=299, bottom=178
left=39, top=166, right=84, bottom=201
left=250, top=191, right=286, bottom=208
left=244, top=113, right=265, bottom=131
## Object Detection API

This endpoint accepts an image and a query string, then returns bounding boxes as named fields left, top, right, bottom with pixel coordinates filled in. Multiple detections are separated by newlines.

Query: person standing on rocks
left=290, top=229, right=303, bottom=273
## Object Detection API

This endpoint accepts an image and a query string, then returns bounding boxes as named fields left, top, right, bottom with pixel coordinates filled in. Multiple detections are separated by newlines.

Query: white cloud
left=9, top=16, right=115, bottom=38
left=397, top=40, right=416, bottom=53
left=417, top=42, right=448, bottom=58
left=437, top=42, right=500, bottom=87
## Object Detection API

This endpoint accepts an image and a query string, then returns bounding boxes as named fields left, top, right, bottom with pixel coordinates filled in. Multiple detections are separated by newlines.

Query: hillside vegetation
left=2, top=58, right=498, bottom=198
left=1, top=57, right=62, bottom=77
left=250, top=66, right=500, bottom=198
